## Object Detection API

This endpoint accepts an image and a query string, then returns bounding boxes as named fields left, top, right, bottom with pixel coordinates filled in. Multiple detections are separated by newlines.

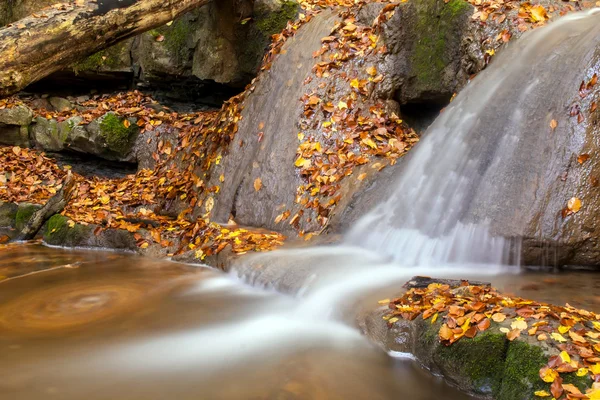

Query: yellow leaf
left=431, top=312, right=438, bottom=324
left=338, top=101, right=348, bottom=110
left=530, top=5, right=548, bottom=22
left=358, top=173, right=367, bottom=181
left=559, top=351, right=570, bottom=363
left=350, top=78, right=360, bottom=89
left=322, top=121, right=332, bottom=128
left=511, top=318, right=528, bottom=331
left=123, top=119, right=131, bottom=128
left=492, top=313, right=507, bottom=322
left=388, top=317, right=399, bottom=324
left=533, top=390, right=550, bottom=397
left=590, top=363, right=600, bottom=375
left=550, top=119, right=558, bottom=130
left=567, top=197, right=582, bottom=213
left=576, top=368, right=588, bottom=377
left=551, top=332, right=567, bottom=343
left=295, top=157, right=311, bottom=168
left=100, top=195, right=110, bottom=205
left=377, top=299, right=390, bottom=304
left=366, top=66, right=377, bottom=76
left=540, top=367, right=558, bottom=383
left=68, top=220, right=75, bottom=228
left=140, top=242, right=149, bottom=249
left=558, top=325, right=571, bottom=334
left=252, top=178, right=262, bottom=192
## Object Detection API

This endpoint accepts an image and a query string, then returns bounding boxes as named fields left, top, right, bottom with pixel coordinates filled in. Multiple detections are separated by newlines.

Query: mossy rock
left=32, top=117, right=64, bottom=151
left=254, top=1, right=300, bottom=37
left=72, top=39, right=133, bottom=73
left=411, top=0, right=471, bottom=91
left=0, top=202, right=18, bottom=227
left=414, top=318, right=592, bottom=399
left=43, top=214, right=93, bottom=247
left=98, top=113, right=138, bottom=157
left=15, top=204, right=41, bottom=231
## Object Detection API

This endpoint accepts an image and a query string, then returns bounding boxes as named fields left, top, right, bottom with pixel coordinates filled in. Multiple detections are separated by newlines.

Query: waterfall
left=346, top=8, right=600, bottom=267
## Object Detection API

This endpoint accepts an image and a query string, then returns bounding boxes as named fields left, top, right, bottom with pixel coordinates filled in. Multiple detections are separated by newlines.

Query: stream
left=1, top=244, right=599, bottom=400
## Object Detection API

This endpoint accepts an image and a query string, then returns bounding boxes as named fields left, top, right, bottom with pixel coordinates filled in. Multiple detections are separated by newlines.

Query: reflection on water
left=0, top=244, right=471, bottom=400
left=1, top=244, right=599, bottom=400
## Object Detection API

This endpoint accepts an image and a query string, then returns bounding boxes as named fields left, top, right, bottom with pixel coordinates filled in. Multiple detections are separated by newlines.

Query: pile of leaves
left=383, top=281, right=600, bottom=399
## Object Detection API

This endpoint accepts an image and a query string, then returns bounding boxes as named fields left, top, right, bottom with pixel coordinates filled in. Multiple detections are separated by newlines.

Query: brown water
left=0, top=243, right=473, bottom=400
left=1, top=244, right=599, bottom=400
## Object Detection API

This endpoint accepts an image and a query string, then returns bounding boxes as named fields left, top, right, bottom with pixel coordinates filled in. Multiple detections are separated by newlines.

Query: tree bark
left=0, top=0, right=211, bottom=97
left=16, top=171, right=76, bottom=240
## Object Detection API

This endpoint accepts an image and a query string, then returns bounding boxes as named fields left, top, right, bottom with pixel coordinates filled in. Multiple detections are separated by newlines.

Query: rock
left=85, top=113, right=139, bottom=160
left=14, top=203, right=41, bottom=232
left=0, top=105, right=33, bottom=126
left=43, top=214, right=138, bottom=251
left=48, top=97, right=73, bottom=113
left=0, top=202, right=18, bottom=227
left=31, top=117, right=63, bottom=152
left=0, top=125, right=30, bottom=147
left=201, top=9, right=339, bottom=234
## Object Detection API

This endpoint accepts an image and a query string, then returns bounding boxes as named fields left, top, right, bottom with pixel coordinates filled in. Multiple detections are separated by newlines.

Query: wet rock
left=0, top=202, right=18, bottom=227
left=14, top=203, right=41, bottom=232
left=43, top=214, right=137, bottom=251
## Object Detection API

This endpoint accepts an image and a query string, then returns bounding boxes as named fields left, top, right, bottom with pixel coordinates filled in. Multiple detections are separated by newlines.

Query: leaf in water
left=550, top=119, right=558, bottom=130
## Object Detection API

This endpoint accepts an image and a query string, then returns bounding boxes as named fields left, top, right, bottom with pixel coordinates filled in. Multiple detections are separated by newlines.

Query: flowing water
left=3, top=9, right=600, bottom=400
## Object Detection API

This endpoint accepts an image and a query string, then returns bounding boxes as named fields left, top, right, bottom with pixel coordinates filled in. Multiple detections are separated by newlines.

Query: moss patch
left=155, top=18, right=194, bottom=63
left=411, top=0, right=470, bottom=88
left=255, top=1, right=300, bottom=37
left=44, top=214, right=92, bottom=247
left=99, top=113, right=138, bottom=156
left=434, top=330, right=508, bottom=395
left=72, top=41, right=130, bottom=73
left=497, top=340, right=548, bottom=400
left=15, top=204, right=40, bottom=231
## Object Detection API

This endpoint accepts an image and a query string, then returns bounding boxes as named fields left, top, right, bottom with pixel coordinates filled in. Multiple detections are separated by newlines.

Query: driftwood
left=17, top=171, right=76, bottom=240
left=0, top=0, right=211, bottom=97
left=403, top=276, right=491, bottom=289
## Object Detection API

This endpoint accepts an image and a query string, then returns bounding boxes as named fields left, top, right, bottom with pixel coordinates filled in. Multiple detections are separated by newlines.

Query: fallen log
left=16, top=171, right=76, bottom=240
left=0, top=0, right=211, bottom=97
left=403, top=276, right=491, bottom=289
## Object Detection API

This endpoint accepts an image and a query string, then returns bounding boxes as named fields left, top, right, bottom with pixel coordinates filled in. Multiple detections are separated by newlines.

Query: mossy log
left=16, top=171, right=76, bottom=240
left=0, top=0, right=210, bottom=97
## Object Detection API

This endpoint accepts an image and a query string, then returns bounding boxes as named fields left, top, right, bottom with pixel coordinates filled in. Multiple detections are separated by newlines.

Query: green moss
left=436, top=332, right=508, bottom=395
left=15, top=204, right=39, bottom=231
left=156, top=18, right=194, bottom=62
left=99, top=113, right=138, bottom=155
left=411, top=0, right=470, bottom=88
left=255, top=1, right=299, bottom=37
left=44, top=214, right=92, bottom=247
left=72, top=41, right=129, bottom=73
left=497, top=340, right=548, bottom=400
